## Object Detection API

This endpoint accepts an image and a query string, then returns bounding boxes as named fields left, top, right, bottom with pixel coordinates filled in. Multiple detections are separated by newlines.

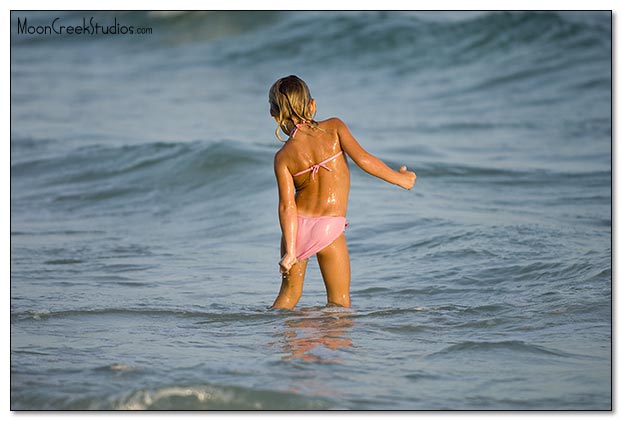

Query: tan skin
left=272, top=99, right=416, bottom=310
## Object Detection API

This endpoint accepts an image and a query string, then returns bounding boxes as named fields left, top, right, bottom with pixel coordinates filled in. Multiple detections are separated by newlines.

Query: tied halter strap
left=289, top=121, right=307, bottom=139
left=293, top=151, right=343, bottom=179
left=290, top=121, right=343, bottom=179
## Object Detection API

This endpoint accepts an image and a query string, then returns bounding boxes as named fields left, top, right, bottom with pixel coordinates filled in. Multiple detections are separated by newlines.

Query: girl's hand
left=279, top=253, right=297, bottom=274
left=398, top=166, right=416, bottom=190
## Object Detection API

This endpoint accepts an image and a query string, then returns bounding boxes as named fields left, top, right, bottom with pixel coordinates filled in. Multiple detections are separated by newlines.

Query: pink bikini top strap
left=293, top=151, right=343, bottom=178
left=290, top=121, right=308, bottom=138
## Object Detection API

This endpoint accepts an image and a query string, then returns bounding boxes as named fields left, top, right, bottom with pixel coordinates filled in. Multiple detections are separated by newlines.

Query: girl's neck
left=290, top=120, right=308, bottom=138
left=287, top=119, right=309, bottom=138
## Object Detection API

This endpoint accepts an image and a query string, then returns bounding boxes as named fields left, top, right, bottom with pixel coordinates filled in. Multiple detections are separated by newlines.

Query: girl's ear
left=309, top=98, right=316, bottom=117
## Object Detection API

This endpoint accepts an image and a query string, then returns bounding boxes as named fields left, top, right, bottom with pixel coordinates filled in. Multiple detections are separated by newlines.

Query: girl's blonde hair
left=269, top=75, right=320, bottom=141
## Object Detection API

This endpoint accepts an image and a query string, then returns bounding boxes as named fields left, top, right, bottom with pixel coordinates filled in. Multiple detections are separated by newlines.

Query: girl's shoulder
left=317, top=118, right=348, bottom=138
left=274, top=135, right=299, bottom=162
left=274, top=142, right=290, bottom=160
left=319, top=117, right=346, bottom=128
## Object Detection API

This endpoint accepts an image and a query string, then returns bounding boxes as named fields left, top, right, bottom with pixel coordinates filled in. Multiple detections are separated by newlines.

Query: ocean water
left=10, top=11, right=611, bottom=410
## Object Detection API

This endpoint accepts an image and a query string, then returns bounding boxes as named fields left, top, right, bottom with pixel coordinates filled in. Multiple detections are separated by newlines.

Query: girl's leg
left=317, top=233, right=351, bottom=307
left=272, top=237, right=308, bottom=309
left=272, top=260, right=308, bottom=309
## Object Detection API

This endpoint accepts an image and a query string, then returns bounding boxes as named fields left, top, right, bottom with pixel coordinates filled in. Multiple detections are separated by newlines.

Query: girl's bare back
left=275, top=118, right=351, bottom=218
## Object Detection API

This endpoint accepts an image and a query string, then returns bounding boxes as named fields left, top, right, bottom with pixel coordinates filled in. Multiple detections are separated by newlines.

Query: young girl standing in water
left=270, top=75, right=416, bottom=310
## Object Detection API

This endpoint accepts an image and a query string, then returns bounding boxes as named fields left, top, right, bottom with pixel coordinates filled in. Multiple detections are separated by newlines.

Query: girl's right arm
left=274, top=151, right=298, bottom=274
left=335, top=118, right=416, bottom=190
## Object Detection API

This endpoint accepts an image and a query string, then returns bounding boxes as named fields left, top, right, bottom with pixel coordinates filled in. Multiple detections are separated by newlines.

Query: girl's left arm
left=274, top=153, right=298, bottom=273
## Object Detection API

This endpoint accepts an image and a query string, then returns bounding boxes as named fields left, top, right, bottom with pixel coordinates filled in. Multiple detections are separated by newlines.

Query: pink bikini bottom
left=296, top=215, right=348, bottom=260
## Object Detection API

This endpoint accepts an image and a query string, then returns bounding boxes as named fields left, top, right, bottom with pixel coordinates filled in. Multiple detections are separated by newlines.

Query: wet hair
left=268, top=75, right=319, bottom=141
